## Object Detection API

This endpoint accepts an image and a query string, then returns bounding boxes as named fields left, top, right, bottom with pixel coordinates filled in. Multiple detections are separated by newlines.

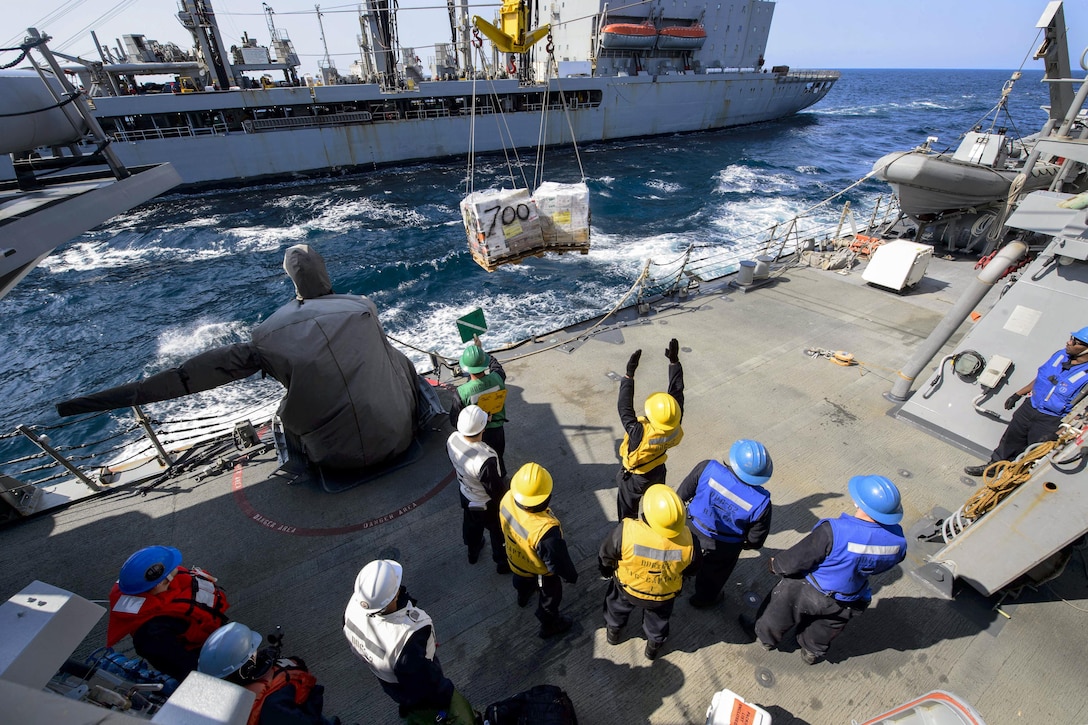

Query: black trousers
left=989, top=402, right=1061, bottom=464
left=616, top=465, right=666, bottom=520
left=691, top=536, right=744, bottom=603
left=512, top=573, right=563, bottom=625
left=460, top=494, right=505, bottom=563
left=602, top=578, right=676, bottom=645
left=754, top=577, right=867, bottom=657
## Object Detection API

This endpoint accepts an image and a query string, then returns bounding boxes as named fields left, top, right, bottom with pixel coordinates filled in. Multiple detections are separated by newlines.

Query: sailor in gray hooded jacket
left=56, top=244, right=419, bottom=470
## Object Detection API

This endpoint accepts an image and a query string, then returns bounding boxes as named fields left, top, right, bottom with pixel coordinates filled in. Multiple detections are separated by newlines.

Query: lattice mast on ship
left=459, top=0, right=591, bottom=272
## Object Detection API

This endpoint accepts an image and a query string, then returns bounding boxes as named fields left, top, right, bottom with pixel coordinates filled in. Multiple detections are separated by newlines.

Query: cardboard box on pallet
left=460, top=188, right=545, bottom=269
left=534, top=181, right=591, bottom=248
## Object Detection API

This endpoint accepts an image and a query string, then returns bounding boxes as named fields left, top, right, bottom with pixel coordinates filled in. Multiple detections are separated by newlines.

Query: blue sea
left=0, top=68, right=1056, bottom=473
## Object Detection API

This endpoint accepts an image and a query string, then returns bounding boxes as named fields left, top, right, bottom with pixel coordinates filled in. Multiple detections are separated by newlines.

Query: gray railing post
left=16, top=425, right=102, bottom=491
left=132, top=406, right=175, bottom=467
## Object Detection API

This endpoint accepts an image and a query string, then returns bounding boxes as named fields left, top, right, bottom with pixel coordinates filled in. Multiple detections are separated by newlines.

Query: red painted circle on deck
left=230, top=463, right=454, bottom=536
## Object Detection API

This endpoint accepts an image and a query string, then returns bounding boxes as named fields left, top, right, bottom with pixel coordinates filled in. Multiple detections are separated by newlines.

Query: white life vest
left=343, top=598, right=434, bottom=683
left=446, top=432, right=497, bottom=509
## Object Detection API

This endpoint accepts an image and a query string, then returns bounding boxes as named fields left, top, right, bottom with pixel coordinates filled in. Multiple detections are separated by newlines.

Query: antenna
left=263, top=2, right=277, bottom=41
left=316, top=4, right=333, bottom=71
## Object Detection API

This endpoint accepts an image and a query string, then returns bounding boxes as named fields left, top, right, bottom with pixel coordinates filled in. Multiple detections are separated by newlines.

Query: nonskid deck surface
left=3, top=257, right=1086, bottom=724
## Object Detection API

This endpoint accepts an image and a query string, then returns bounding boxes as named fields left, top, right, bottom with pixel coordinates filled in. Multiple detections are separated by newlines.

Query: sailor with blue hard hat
left=965, top=326, right=1088, bottom=477
left=107, top=545, right=230, bottom=679
left=199, top=622, right=338, bottom=724
left=678, top=439, right=774, bottom=609
left=743, top=475, right=906, bottom=665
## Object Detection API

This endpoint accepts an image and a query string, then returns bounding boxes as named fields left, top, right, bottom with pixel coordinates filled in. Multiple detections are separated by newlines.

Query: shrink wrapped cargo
left=533, top=181, right=591, bottom=250
left=461, top=188, right=545, bottom=271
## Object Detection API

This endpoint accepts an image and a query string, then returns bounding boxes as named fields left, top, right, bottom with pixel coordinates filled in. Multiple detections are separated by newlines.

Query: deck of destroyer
left=2, top=255, right=1085, bottom=724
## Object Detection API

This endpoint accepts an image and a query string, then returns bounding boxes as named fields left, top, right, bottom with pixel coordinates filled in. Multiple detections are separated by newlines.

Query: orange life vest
left=107, top=567, right=229, bottom=647
left=244, top=659, right=318, bottom=725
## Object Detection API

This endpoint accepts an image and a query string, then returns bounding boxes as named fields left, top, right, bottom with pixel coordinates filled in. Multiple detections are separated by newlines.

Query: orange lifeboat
left=600, top=23, right=657, bottom=50
left=656, top=24, right=707, bottom=50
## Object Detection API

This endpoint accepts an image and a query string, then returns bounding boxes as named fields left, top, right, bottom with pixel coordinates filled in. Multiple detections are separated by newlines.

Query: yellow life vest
left=499, top=491, right=561, bottom=576
left=616, top=518, right=693, bottom=601
left=620, top=418, right=684, bottom=474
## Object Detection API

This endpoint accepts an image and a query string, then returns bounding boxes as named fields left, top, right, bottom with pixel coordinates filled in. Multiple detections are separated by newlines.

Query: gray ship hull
left=91, top=71, right=837, bottom=187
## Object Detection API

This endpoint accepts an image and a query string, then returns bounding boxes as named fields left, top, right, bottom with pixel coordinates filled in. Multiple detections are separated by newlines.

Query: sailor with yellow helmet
left=615, top=339, right=685, bottom=520
left=498, top=462, right=579, bottom=639
left=598, top=484, right=702, bottom=660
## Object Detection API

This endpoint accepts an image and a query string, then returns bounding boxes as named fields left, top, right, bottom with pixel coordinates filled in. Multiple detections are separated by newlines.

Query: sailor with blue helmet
left=107, top=545, right=230, bottom=679
left=746, top=475, right=906, bottom=665
left=965, top=327, right=1088, bottom=476
left=677, top=439, right=773, bottom=609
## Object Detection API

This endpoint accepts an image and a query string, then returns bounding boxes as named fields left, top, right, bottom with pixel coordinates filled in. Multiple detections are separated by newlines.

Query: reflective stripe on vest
left=343, top=600, right=433, bottom=684
left=621, top=418, right=684, bottom=475
left=616, top=518, right=693, bottom=601
left=806, top=514, right=906, bottom=602
left=446, top=432, right=496, bottom=507
left=498, top=491, right=560, bottom=576
left=1030, top=350, right=1088, bottom=416
left=687, top=460, right=770, bottom=543
left=106, top=567, right=230, bottom=648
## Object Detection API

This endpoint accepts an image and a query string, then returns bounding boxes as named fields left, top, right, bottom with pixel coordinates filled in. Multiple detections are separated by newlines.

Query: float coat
left=806, top=514, right=906, bottom=602
left=688, top=460, right=770, bottom=543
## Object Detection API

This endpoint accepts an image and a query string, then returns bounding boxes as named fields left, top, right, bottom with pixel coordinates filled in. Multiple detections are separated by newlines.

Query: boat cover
left=55, top=245, right=420, bottom=470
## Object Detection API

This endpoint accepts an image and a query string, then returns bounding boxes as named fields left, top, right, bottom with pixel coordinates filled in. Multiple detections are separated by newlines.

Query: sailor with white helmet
left=198, top=622, right=337, bottom=725
left=747, top=475, right=907, bottom=665
left=449, top=342, right=509, bottom=473
left=615, top=339, right=685, bottom=520
left=447, top=404, right=510, bottom=571
left=678, top=439, right=774, bottom=609
left=342, top=560, right=477, bottom=723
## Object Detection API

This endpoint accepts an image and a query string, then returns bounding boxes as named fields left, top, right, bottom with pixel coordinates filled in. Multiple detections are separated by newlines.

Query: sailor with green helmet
left=449, top=343, right=509, bottom=473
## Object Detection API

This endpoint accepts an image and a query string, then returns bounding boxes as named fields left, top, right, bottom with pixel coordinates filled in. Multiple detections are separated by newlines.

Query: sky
left=4, top=0, right=1086, bottom=75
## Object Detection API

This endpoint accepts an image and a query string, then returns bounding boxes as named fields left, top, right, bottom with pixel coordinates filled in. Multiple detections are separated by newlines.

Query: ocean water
left=0, top=68, right=1055, bottom=473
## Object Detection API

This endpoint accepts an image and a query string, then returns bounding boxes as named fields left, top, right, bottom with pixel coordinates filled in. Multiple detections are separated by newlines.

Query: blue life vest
left=1029, top=350, right=1088, bottom=417
left=806, top=514, right=906, bottom=602
left=687, top=460, right=770, bottom=543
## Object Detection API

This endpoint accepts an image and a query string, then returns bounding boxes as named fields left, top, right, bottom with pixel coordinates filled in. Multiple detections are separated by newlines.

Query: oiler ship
left=1, top=0, right=838, bottom=188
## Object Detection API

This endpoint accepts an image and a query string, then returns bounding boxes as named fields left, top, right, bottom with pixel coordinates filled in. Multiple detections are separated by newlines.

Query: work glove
left=626, top=350, right=642, bottom=377
left=665, top=338, right=679, bottom=363
left=598, top=563, right=616, bottom=580
left=1004, top=393, right=1022, bottom=410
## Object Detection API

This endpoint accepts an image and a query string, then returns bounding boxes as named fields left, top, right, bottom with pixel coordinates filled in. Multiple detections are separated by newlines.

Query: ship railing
left=0, top=393, right=282, bottom=508
left=637, top=194, right=900, bottom=300
left=243, top=111, right=375, bottom=132
left=406, top=108, right=452, bottom=120
left=111, top=124, right=230, bottom=142
left=777, top=70, right=842, bottom=82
